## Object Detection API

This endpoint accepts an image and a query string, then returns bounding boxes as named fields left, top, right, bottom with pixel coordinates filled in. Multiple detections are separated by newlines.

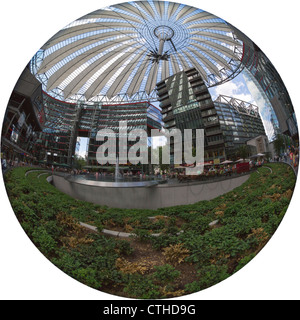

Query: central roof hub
left=154, top=25, right=174, bottom=40
left=153, top=25, right=175, bottom=57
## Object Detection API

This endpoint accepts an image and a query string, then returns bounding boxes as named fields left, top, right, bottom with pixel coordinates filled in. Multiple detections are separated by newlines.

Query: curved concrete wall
left=51, top=174, right=250, bottom=210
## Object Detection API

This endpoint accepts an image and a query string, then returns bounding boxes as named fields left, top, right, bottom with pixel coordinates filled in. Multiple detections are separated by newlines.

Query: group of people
left=1, top=156, right=34, bottom=173
left=177, top=164, right=236, bottom=182
left=204, top=165, right=234, bottom=177
left=272, top=146, right=299, bottom=170
left=176, top=158, right=267, bottom=182
left=249, top=159, right=264, bottom=168
left=285, top=147, right=299, bottom=169
left=2, top=146, right=298, bottom=179
left=70, top=168, right=156, bottom=181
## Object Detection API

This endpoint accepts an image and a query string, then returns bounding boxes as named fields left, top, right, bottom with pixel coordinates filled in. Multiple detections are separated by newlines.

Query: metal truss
left=215, top=94, right=259, bottom=118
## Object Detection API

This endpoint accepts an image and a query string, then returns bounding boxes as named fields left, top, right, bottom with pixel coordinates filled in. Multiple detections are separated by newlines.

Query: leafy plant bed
left=4, top=163, right=296, bottom=298
left=99, top=214, right=186, bottom=235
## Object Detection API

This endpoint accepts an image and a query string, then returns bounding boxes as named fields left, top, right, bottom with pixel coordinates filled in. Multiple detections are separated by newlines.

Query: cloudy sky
left=209, top=71, right=253, bottom=103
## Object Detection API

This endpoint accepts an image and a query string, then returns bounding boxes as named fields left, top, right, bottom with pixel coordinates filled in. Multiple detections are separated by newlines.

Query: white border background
left=1, top=0, right=299, bottom=300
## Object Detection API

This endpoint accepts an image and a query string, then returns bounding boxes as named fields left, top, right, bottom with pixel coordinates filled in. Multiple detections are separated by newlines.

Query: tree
left=273, top=134, right=285, bottom=156
left=236, top=144, right=250, bottom=161
left=74, top=155, right=87, bottom=170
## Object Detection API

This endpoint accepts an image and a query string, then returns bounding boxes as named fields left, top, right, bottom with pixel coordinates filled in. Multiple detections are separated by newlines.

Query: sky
left=209, top=71, right=253, bottom=102
left=76, top=137, right=89, bottom=158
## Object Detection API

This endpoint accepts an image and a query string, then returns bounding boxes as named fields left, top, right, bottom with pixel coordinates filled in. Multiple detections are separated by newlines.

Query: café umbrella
left=220, top=160, right=233, bottom=164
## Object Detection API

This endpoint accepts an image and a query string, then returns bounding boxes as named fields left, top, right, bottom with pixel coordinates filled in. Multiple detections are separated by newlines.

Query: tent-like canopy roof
left=31, top=0, right=243, bottom=103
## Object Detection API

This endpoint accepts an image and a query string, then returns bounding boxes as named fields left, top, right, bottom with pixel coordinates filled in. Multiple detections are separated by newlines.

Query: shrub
left=4, top=163, right=296, bottom=299
left=115, top=258, right=150, bottom=275
left=182, top=231, right=215, bottom=265
left=31, top=225, right=57, bottom=255
left=162, top=243, right=190, bottom=265
left=123, top=274, right=161, bottom=299
left=131, top=228, right=152, bottom=242
left=150, top=234, right=178, bottom=250
left=234, top=253, right=256, bottom=273
left=185, top=265, right=229, bottom=293
left=72, top=267, right=99, bottom=288
left=153, top=264, right=181, bottom=285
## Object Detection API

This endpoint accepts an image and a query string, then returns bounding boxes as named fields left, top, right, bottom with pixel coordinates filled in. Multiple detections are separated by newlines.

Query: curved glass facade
left=231, top=24, right=298, bottom=140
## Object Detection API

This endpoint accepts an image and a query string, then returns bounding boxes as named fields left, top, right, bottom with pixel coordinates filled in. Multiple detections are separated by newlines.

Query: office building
left=156, top=68, right=266, bottom=162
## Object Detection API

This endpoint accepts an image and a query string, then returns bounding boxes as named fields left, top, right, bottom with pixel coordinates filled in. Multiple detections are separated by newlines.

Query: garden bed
left=4, top=163, right=296, bottom=299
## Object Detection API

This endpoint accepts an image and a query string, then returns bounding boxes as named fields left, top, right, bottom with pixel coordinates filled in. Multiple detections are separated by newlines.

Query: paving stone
left=151, top=233, right=161, bottom=237
left=102, top=229, right=119, bottom=237
left=209, top=220, right=219, bottom=227
left=118, top=232, right=131, bottom=238
left=80, top=222, right=97, bottom=232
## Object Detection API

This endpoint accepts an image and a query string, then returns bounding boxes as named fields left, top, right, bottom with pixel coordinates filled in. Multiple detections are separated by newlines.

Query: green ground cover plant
left=4, top=163, right=296, bottom=298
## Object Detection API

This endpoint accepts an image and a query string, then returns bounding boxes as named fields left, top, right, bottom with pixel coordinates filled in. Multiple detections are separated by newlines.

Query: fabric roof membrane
left=32, top=0, right=243, bottom=102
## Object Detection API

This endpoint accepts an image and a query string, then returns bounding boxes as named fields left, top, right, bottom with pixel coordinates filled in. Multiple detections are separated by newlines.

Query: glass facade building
left=86, top=102, right=162, bottom=166
left=34, top=93, right=80, bottom=166
left=214, top=95, right=266, bottom=158
left=40, top=98, right=162, bottom=167
left=230, top=24, right=298, bottom=141
left=156, top=68, right=266, bottom=163
left=2, top=67, right=162, bottom=168
left=156, top=68, right=225, bottom=163
left=1, top=67, right=45, bottom=164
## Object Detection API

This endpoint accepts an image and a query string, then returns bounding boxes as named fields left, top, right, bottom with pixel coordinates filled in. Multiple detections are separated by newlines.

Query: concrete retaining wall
left=51, top=173, right=250, bottom=210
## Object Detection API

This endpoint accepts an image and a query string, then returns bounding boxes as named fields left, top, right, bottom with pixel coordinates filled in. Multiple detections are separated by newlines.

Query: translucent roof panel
left=31, top=0, right=243, bottom=103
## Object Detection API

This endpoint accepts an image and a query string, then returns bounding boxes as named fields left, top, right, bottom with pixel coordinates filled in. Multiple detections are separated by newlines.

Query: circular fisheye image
left=1, top=0, right=298, bottom=299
